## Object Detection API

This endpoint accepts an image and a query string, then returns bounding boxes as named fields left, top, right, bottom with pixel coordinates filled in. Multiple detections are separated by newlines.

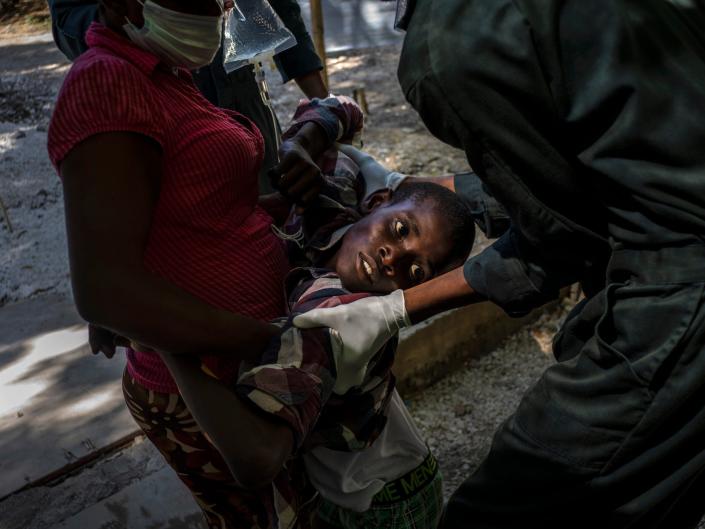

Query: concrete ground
left=0, top=307, right=559, bottom=529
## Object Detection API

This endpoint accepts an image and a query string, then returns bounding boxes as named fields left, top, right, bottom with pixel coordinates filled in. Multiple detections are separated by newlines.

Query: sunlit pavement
left=0, top=294, right=137, bottom=499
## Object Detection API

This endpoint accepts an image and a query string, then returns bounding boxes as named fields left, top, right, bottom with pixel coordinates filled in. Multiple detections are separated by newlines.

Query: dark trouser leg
left=121, top=369, right=272, bottom=529
left=654, top=467, right=705, bottom=529
left=47, top=0, right=99, bottom=61
left=442, top=275, right=705, bottom=529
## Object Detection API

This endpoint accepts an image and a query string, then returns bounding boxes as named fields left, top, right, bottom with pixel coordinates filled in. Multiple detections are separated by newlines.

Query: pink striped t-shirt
left=48, top=23, right=289, bottom=393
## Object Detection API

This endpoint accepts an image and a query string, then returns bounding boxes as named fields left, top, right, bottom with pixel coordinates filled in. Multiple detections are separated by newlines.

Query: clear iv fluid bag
left=223, top=0, right=297, bottom=73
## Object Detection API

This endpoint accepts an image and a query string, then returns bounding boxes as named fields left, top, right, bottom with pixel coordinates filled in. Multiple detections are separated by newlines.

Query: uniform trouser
left=441, top=245, right=705, bottom=529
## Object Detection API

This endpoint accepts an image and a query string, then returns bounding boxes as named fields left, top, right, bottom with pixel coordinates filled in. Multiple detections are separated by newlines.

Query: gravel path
left=408, top=304, right=561, bottom=499
left=0, top=34, right=71, bottom=306
left=409, top=305, right=704, bottom=529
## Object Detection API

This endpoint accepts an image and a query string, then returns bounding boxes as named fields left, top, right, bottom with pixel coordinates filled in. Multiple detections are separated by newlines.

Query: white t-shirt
left=303, top=390, right=429, bottom=512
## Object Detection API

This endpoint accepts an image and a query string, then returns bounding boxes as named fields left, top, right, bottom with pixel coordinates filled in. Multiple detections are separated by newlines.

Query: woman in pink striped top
left=47, top=1, right=327, bottom=527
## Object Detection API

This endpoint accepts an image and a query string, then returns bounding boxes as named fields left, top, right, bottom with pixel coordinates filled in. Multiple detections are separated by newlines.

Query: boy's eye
left=410, top=263, right=425, bottom=283
left=394, top=220, right=409, bottom=238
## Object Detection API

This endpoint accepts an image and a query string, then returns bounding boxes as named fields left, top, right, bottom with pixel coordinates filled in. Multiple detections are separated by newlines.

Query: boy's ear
left=360, top=189, right=392, bottom=215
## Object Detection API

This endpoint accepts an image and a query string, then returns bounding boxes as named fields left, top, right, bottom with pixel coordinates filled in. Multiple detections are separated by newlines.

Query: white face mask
left=123, top=0, right=224, bottom=70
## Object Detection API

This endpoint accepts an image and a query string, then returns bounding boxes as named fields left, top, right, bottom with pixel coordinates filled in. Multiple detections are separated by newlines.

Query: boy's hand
left=270, top=137, right=324, bottom=212
left=293, top=290, right=410, bottom=394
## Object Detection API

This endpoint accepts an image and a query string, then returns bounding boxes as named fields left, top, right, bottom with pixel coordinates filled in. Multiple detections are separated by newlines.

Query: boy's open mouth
left=358, top=252, right=377, bottom=284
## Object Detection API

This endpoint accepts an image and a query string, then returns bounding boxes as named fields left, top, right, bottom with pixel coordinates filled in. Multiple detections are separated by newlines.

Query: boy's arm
left=332, top=145, right=512, bottom=238
left=258, top=192, right=294, bottom=226
left=159, top=352, right=294, bottom=490
left=236, top=284, right=391, bottom=451
left=281, top=95, right=364, bottom=146
left=273, top=122, right=330, bottom=209
left=273, top=96, right=364, bottom=207
left=235, top=321, right=340, bottom=450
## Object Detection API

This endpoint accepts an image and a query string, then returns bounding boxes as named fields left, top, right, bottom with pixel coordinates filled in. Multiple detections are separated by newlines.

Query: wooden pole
left=309, top=0, right=329, bottom=89
left=0, top=193, right=12, bottom=233
left=352, top=87, right=369, bottom=115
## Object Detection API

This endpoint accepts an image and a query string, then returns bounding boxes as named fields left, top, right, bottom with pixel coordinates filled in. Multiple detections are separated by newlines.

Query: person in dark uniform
left=286, top=0, right=705, bottom=527
left=46, top=0, right=328, bottom=193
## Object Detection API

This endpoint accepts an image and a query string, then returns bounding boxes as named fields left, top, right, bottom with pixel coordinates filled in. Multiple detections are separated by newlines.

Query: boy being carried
left=160, top=96, right=476, bottom=529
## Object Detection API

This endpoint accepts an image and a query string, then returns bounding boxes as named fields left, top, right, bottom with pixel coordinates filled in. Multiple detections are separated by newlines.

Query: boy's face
left=331, top=198, right=458, bottom=293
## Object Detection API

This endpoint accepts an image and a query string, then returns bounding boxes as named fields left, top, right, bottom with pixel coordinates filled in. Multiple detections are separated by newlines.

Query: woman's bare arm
left=61, top=132, right=279, bottom=357
left=404, top=267, right=485, bottom=323
left=159, top=352, right=294, bottom=489
left=293, top=70, right=329, bottom=100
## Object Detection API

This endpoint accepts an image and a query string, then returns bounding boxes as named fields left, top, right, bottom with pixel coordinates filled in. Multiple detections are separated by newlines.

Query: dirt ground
left=271, top=46, right=470, bottom=178
left=0, top=0, right=51, bottom=38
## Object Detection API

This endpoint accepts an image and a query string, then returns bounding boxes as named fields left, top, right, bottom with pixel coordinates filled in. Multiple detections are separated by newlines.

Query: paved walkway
left=0, top=294, right=137, bottom=499
left=1, top=433, right=205, bottom=529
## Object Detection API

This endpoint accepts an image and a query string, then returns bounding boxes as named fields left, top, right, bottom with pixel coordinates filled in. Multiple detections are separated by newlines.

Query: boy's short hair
left=389, top=181, right=476, bottom=267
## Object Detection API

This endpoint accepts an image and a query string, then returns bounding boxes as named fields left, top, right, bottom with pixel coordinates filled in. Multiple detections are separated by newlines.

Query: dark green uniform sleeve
left=453, top=171, right=510, bottom=239
left=464, top=227, right=584, bottom=317
left=401, top=0, right=705, bottom=317
left=454, top=170, right=574, bottom=315
left=269, top=0, right=323, bottom=84
left=454, top=171, right=578, bottom=315
left=47, top=0, right=99, bottom=61
left=399, top=0, right=616, bottom=315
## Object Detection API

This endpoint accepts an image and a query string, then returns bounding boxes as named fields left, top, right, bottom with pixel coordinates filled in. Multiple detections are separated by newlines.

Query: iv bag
left=223, top=0, right=297, bottom=73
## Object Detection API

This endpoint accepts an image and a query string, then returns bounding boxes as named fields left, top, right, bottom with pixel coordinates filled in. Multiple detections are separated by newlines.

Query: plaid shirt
left=237, top=268, right=397, bottom=453
left=272, top=95, right=366, bottom=268
left=236, top=269, right=398, bottom=529
left=234, top=97, right=398, bottom=528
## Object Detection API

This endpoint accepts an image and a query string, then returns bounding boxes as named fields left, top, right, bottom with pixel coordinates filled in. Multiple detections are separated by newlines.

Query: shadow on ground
left=0, top=295, right=136, bottom=498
